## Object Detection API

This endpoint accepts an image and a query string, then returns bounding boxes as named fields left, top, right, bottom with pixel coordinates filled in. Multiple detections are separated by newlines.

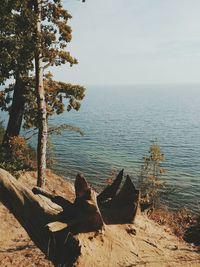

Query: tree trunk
left=2, top=73, right=25, bottom=147
left=34, top=0, right=47, bottom=188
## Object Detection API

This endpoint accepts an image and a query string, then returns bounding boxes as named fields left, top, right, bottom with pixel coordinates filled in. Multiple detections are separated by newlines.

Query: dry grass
left=148, top=205, right=199, bottom=241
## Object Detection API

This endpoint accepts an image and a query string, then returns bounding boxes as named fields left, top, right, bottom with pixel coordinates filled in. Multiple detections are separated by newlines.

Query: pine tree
left=0, top=0, right=84, bottom=136
left=0, top=0, right=35, bottom=144
left=34, top=0, right=47, bottom=187
left=0, top=0, right=85, bottom=186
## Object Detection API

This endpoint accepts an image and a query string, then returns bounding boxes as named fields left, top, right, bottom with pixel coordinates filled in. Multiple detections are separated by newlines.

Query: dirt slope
left=0, top=170, right=199, bottom=267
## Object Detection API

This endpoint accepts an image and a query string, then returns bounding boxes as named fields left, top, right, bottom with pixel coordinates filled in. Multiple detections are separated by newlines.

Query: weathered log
left=0, top=168, right=140, bottom=266
left=97, top=169, right=124, bottom=202
left=0, top=168, right=81, bottom=266
left=73, top=174, right=105, bottom=233
left=98, top=175, right=140, bottom=224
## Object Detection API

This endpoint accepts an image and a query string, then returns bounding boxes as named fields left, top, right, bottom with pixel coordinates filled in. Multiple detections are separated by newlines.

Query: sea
left=2, top=84, right=200, bottom=212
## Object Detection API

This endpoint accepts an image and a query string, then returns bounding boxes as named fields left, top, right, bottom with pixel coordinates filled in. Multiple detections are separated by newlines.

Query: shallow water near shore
left=49, top=84, right=200, bottom=212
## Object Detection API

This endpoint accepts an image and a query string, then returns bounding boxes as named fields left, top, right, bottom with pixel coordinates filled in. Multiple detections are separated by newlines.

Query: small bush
left=0, top=121, right=37, bottom=176
left=138, top=141, right=165, bottom=208
left=8, top=136, right=37, bottom=170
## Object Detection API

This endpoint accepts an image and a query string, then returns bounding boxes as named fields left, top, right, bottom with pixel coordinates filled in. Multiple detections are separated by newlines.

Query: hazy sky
left=53, top=0, right=200, bottom=86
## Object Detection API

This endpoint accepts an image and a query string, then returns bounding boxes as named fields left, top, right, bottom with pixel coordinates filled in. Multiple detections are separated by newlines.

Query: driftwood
left=0, top=168, right=81, bottom=266
left=0, top=168, right=140, bottom=266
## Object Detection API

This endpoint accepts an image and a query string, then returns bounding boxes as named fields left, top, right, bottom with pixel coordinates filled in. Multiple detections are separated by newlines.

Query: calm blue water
left=49, top=84, right=200, bottom=212
left=1, top=84, right=199, bottom=211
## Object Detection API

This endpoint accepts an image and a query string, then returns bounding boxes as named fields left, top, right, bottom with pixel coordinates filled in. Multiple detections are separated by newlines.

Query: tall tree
left=0, top=0, right=85, bottom=185
left=0, top=0, right=35, bottom=145
left=0, top=0, right=85, bottom=139
left=34, top=0, right=47, bottom=187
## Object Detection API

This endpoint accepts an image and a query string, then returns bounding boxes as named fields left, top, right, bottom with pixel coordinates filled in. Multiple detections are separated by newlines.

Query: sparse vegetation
left=138, top=141, right=200, bottom=245
left=138, top=140, right=165, bottom=208
left=149, top=204, right=200, bottom=246
left=149, top=205, right=198, bottom=238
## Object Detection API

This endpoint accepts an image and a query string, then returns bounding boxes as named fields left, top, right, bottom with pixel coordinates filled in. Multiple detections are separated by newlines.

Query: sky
left=52, top=0, right=200, bottom=86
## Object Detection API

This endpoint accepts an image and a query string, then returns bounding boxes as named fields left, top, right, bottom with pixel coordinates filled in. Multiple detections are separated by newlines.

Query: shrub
left=138, top=140, right=200, bottom=245
left=8, top=136, right=37, bottom=170
left=0, top=121, right=37, bottom=176
left=138, top=141, right=165, bottom=208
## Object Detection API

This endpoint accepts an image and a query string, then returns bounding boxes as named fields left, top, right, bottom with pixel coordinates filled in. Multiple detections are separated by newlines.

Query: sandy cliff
left=0, top=171, right=199, bottom=267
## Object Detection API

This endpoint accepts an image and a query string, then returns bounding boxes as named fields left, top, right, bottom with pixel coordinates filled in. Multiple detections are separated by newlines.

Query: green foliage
left=0, top=0, right=85, bottom=109
left=138, top=141, right=165, bottom=207
left=22, top=73, right=85, bottom=129
left=0, top=0, right=78, bottom=84
left=0, top=0, right=86, bottom=180
left=0, top=0, right=85, bottom=139
left=0, top=1, right=36, bottom=85
left=48, top=124, right=84, bottom=136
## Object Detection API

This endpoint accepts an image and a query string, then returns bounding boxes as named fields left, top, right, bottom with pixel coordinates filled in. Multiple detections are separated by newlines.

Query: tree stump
left=0, top=168, right=139, bottom=266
